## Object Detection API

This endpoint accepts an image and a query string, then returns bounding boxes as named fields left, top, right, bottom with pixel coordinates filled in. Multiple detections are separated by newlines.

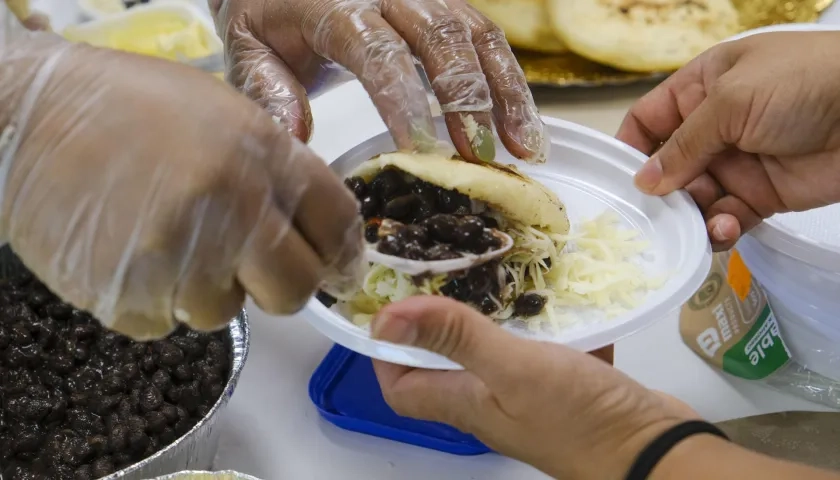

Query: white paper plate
left=304, top=116, right=711, bottom=369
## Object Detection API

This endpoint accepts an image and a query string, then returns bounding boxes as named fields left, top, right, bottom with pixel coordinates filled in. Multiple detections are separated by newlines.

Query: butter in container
left=62, top=3, right=224, bottom=75
left=76, top=0, right=212, bottom=21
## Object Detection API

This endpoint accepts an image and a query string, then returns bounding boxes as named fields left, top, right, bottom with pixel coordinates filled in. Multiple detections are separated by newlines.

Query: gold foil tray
left=520, top=0, right=835, bottom=87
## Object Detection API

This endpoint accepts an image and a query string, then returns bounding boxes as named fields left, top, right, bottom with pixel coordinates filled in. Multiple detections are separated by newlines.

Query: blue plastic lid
left=309, top=344, right=490, bottom=456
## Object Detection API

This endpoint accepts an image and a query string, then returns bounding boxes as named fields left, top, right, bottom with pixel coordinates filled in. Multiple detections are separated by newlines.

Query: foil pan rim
left=151, top=470, right=263, bottom=480
left=101, top=310, right=251, bottom=479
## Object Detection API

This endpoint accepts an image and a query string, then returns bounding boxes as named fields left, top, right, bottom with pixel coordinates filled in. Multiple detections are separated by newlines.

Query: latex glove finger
left=259, top=131, right=365, bottom=293
left=21, top=11, right=50, bottom=32
left=443, top=0, right=547, bottom=163
left=224, top=18, right=313, bottom=141
left=306, top=2, right=438, bottom=152
left=5, top=0, right=29, bottom=21
left=382, top=0, right=495, bottom=164
left=235, top=119, right=364, bottom=313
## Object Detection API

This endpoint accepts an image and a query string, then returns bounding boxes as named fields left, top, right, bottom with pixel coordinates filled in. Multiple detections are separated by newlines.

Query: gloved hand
left=0, top=34, right=363, bottom=340
left=617, top=31, right=840, bottom=250
left=209, top=0, right=547, bottom=165
left=4, top=0, right=50, bottom=31
left=371, top=296, right=698, bottom=479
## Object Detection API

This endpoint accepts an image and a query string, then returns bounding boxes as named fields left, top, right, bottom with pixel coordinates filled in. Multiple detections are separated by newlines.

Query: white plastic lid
left=750, top=206, right=840, bottom=271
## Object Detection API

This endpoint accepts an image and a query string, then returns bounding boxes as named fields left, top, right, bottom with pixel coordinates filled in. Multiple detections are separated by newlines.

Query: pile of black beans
left=344, top=169, right=502, bottom=261
left=338, top=168, right=541, bottom=316
left=0, top=271, right=231, bottom=480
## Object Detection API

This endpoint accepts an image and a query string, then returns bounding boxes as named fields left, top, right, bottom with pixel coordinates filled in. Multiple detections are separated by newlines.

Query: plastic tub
left=63, top=2, right=223, bottom=74
left=737, top=235, right=840, bottom=382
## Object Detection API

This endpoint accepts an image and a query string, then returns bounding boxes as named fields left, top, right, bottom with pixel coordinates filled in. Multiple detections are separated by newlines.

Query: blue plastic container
left=308, top=345, right=490, bottom=455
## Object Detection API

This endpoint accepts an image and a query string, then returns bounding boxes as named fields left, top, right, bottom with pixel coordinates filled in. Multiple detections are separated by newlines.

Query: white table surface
left=27, top=2, right=840, bottom=479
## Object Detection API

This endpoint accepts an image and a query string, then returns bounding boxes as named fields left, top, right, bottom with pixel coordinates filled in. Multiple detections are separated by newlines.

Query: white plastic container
left=737, top=234, right=840, bottom=382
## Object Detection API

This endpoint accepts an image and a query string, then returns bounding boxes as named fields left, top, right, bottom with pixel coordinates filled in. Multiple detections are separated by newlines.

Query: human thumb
left=372, top=296, right=533, bottom=378
left=634, top=95, right=728, bottom=196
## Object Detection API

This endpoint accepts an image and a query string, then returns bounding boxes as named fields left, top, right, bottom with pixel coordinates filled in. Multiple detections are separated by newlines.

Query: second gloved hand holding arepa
left=209, top=0, right=548, bottom=165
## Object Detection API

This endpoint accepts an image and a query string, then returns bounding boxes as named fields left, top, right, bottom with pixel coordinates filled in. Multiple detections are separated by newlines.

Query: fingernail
left=519, top=122, right=548, bottom=163
left=712, top=223, right=730, bottom=242
left=634, top=155, right=663, bottom=192
left=409, top=121, right=439, bottom=153
left=471, top=125, right=496, bottom=163
left=371, top=312, right=418, bottom=346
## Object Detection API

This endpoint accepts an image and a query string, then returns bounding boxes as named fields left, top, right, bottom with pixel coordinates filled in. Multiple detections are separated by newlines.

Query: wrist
left=648, top=432, right=731, bottom=480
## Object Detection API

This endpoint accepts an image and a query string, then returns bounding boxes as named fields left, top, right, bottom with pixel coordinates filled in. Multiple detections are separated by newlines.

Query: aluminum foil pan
left=151, top=470, right=263, bottom=480
left=0, top=246, right=251, bottom=480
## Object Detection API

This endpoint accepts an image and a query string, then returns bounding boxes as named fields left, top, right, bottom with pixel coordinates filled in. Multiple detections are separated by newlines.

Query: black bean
left=477, top=296, right=499, bottom=315
left=173, top=363, right=193, bottom=382
left=360, top=196, right=379, bottom=218
left=424, top=214, right=459, bottom=243
left=145, top=411, right=167, bottom=434
left=364, top=223, right=380, bottom=243
left=13, top=429, right=43, bottom=453
left=170, top=336, right=203, bottom=358
left=0, top=264, right=232, bottom=480
left=383, top=194, right=417, bottom=220
left=396, top=224, right=430, bottom=245
left=155, top=341, right=185, bottom=367
left=73, top=465, right=93, bottom=480
left=376, top=236, right=403, bottom=256
left=139, top=385, right=164, bottom=413
left=150, top=369, right=172, bottom=393
left=437, top=189, right=470, bottom=213
left=161, top=404, right=179, bottom=424
left=90, top=456, right=114, bottom=478
left=101, top=373, right=127, bottom=395
left=0, top=326, right=9, bottom=349
left=10, top=323, right=31, bottom=345
left=159, top=427, right=176, bottom=445
left=513, top=294, right=547, bottom=317
left=44, top=303, right=72, bottom=321
left=453, top=223, right=483, bottom=250
left=470, top=231, right=502, bottom=254
left=87, top=435, right=108, bottom=456
left=343, top=176, right=368, bottom=200
left=370, top=169, right=407, bottom=199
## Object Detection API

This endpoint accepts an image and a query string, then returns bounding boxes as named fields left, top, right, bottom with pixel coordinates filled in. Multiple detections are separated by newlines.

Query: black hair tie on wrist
left=625, top=420, right=730, bottom=480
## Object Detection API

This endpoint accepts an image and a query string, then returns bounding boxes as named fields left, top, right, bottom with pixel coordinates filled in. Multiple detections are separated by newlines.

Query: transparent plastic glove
left=0, top=34, right=363, bottom=340
left=617, top=31, right=840, bottom=251
left=209, top=0, right=548, bottom=164
left=371, top=297, right=698, bottom=479
left=4, top=0, right=50, bottom=31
